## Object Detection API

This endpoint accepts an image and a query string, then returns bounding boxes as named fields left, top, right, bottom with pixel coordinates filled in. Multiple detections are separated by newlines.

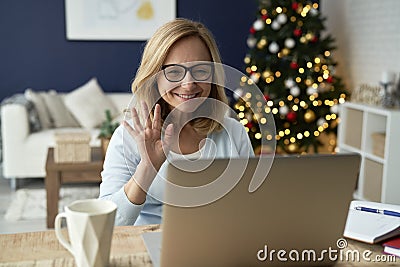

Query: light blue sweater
left=99, top=117, right=254, bottom=225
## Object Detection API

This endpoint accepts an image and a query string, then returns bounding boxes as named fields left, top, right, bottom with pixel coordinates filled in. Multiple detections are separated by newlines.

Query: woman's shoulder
left=209, top=116, right=246, bottom=138
left=209, top=116, right=253, bottom=156
left=222, top=116, right=244, bottom=130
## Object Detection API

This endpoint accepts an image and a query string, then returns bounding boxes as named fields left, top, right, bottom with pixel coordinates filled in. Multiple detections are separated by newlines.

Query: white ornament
left=277, top=13, right=287, bottom=24
left=253, top=19, right=264, bottom=31
left=271, top=20, right=281, bottom=31
left=284, top=79, right=296, bottom=88
left=279, top=105, right=289, bottom=116
left=284, top=38, right=295, bottom=49
left=317, top=118, right=326, bottom=126
left=310, top=8, right=319, bottom=16
left=250, top=73, right=259, bottom=84
left=306, top=86, right=317, bottom=95
left=290, top=86, right=300, bottom=97
left=233, top=88, right=244, bottom=100
left=268, top=42, right=279, bottom=53
left=330, top=104, right=339, bottom=114
left=247, top=36, right=257, bottom=48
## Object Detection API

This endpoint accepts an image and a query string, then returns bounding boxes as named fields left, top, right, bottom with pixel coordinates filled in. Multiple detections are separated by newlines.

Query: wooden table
left=0, top=225, right=398, bottom=267
left=45, top=147, right=103, bottom=228
left=0, top=225, right=159, bottom=267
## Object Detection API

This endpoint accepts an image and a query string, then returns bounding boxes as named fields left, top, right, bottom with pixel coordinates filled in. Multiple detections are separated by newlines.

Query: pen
left=355, top=206, right=400, bottom=218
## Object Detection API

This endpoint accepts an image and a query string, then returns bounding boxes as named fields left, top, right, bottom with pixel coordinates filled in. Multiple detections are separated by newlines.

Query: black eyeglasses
left=161, top=63, right=214, bottom=82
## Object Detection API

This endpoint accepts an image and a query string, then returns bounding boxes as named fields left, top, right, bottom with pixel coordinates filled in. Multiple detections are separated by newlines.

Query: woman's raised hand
left=123, top=102, right=174, bottom=171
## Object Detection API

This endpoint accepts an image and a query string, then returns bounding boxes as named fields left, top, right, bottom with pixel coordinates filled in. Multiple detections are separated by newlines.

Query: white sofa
left=1, top=79, right=132, bottom=188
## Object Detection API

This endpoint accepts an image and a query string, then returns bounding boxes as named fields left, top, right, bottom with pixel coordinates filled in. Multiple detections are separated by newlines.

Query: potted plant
left=98, top=109, right=119, bottom=157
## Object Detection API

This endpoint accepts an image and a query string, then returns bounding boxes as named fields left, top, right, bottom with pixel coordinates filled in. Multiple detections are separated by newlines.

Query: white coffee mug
left=55, top=199, right=117, bottom=267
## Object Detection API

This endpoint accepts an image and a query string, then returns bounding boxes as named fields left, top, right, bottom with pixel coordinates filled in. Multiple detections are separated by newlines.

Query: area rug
left=4, top=186, right=100, bottom=221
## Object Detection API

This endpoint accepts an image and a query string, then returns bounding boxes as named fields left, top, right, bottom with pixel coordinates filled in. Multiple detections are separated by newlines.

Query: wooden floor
left=0, top=176, right=48, bottom=234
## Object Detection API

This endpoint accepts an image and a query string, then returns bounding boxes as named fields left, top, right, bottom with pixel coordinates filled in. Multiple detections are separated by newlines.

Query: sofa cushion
left=24, top=89, right=53, bottom=129
left=64, top=78, right=118, bottom=129
left=42, top=91, right=80, bottom=128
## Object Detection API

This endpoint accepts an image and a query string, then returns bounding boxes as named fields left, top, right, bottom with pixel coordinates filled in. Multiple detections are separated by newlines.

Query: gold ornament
left=286, top=143, right=300, bottom=154
left=282, top=48, right=290, bottom=56
left=304, top=110, right=316, bottom=123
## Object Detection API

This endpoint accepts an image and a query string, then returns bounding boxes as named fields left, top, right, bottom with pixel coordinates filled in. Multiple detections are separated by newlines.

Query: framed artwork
left=65, top=0, right=177, bottom=41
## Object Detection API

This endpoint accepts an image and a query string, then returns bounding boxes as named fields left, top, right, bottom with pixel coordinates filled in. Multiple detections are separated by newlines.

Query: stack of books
left=383, top=237, right=400, bottom=258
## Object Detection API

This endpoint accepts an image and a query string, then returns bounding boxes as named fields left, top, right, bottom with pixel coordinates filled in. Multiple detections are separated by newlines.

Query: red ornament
left=250, top=27, right=256, bottom=34
left=326, top=76, right=334, bottom=83
left=293, top=28, right=302, bottom=37
left=292, top=2, right=299, bottom=10
left=245, top=122, right=254, bottom=129
left=263, top=94, right=270, bottom=101
left=290, top=62, right=299, bottom=69
left=311, top=36, right=318, bottom=43
left=286, top=111, right=297, bottom=122
left=262, top=14, right=268, bottom=20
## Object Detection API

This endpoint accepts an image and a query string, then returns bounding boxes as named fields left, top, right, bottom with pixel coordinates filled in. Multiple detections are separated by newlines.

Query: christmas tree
left=234, top=0, right=348, bottom=153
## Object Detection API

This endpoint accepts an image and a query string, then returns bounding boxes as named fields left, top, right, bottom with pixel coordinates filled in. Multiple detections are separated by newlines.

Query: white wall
left=321, top=0, right=400, bottom=91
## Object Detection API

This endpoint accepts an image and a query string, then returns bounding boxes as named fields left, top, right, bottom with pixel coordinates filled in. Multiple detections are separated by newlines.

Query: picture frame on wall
left=65, top=0, right=176, bottom=41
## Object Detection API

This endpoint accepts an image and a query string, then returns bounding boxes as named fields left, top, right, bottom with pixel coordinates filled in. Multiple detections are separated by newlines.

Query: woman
left=99, top=18, right=254, bottom=225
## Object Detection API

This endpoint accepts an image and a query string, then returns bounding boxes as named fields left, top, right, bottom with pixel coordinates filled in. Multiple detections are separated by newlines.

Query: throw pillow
left=64, top=78, right=118, bottom=129
left=1, top=93, right=42, bottom=132
left=42, top=90, right=80, bottom=128
left=24, top=89, right=53, bottom=129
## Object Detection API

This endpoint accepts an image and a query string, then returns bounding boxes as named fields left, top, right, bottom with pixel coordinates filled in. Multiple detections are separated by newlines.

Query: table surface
left=0, top=225, right=399, bottom=267
left=0, top=225, right=158, bottom=267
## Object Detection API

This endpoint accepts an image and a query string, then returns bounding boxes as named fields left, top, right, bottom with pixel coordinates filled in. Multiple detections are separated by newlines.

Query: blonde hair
left=131, top=18, right=228, bottom=135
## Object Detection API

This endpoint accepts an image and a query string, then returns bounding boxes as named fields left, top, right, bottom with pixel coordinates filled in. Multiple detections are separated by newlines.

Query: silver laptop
left=145, top=153, right=360, bottom=267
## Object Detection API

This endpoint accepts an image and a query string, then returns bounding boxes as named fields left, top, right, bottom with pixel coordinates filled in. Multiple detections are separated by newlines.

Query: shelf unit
left=337, top=102, right=400, bottom=204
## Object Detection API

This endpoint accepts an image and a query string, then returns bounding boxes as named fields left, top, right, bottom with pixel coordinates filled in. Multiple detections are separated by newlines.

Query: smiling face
left=157, top=35, right=213, bottom=111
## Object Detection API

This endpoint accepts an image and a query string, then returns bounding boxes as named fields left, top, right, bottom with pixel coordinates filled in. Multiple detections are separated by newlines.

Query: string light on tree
left=235, top=0, right=348, bottom=153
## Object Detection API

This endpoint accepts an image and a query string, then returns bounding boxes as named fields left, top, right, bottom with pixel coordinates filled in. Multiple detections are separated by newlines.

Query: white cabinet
left=337, top=102, right=400, bottom=204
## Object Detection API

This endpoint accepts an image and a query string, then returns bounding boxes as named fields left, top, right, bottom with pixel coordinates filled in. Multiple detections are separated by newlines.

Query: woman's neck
left=170, top=123, right=206, bottom=155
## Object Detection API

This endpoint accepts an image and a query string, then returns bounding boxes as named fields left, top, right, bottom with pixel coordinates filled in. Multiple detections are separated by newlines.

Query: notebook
left=143, top=153, right=361, bottom=267
left=343, top=200, right=400, bottom=244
